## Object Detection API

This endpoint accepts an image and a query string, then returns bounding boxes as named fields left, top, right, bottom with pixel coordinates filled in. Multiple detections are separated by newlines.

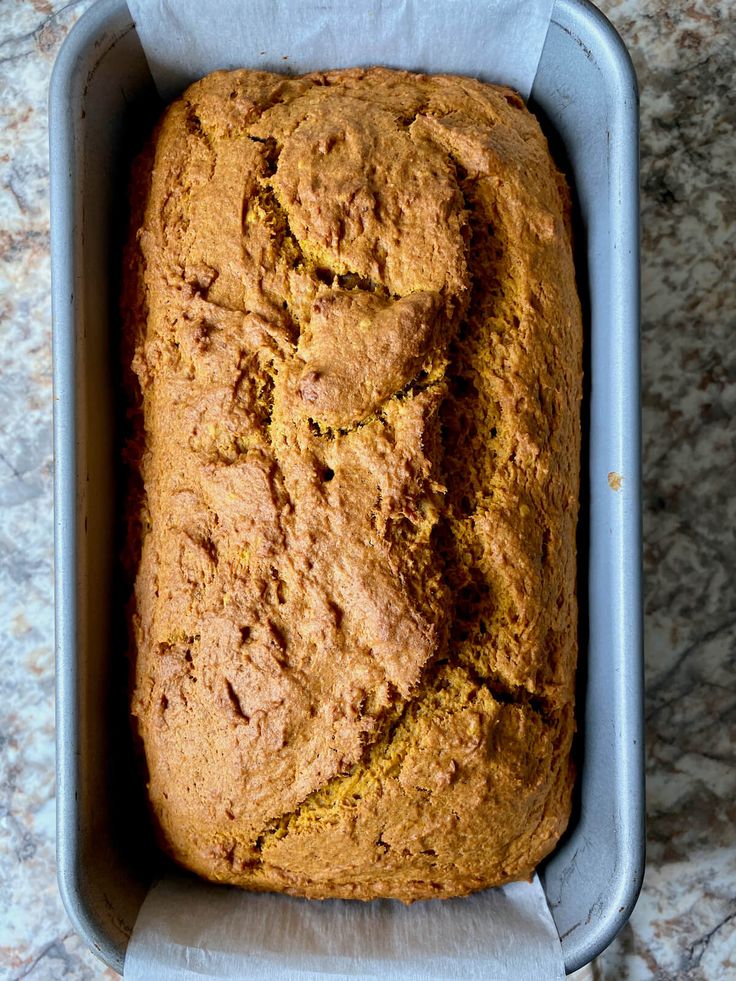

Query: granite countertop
left=1, top=0, right=734, bottom=978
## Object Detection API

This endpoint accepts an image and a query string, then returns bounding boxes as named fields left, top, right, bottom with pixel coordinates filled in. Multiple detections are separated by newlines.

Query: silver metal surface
left=51, top=0, right=643, bottom=974
left=531, top=3, right=644, bottom=971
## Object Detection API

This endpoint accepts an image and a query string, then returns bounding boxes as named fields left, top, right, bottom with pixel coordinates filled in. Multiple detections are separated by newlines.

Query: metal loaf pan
left=51, top=0, right=644, bottom=973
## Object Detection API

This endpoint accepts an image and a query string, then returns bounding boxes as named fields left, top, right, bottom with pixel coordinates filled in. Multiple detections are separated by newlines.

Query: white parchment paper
left=125, top=873, right=564, bottom=980
left=126, top=0, right=555, bottom=100
left=122, top=1, right=562, bottom=976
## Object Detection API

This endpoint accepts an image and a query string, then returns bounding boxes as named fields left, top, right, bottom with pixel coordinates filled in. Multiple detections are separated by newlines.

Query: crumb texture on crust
left=124, top=67, right=582, bottom=901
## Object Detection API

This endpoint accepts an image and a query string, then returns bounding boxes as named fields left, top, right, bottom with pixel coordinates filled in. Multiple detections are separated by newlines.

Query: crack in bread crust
left=124, top=66, right=582, bottom=901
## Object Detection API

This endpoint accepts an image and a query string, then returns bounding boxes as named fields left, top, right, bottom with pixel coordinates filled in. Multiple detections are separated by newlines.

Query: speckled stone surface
left=0, top=0, right=733, bottom=978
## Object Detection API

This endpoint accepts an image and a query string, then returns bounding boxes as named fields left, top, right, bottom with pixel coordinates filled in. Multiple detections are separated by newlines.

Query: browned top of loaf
left=125, top=66, right=582, bottom=901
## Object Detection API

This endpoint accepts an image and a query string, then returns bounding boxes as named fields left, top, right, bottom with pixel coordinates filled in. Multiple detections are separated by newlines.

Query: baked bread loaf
left=125, top=67, right=582, bottom=901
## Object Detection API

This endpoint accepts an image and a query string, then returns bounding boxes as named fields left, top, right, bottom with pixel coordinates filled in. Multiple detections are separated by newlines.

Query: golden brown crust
left=125, top=67, right=582, bottom=901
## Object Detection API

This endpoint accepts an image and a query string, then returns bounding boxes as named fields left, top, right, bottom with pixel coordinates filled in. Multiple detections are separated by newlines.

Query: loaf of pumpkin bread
left=124, top=67, right=582, bottom=901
